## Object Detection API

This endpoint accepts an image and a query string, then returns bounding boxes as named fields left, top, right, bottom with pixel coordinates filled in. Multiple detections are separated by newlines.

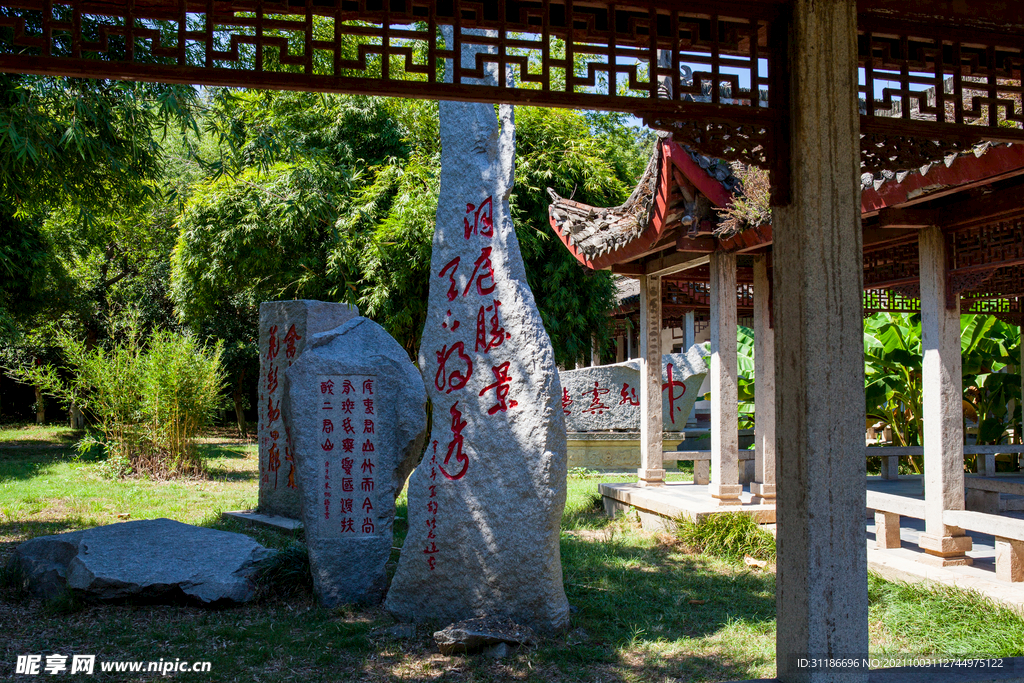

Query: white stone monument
left=283, top=317, right=426, bottom=606
left=385, top=29, right=570, bottom=634
left=560, top=348, right=708, bottom=432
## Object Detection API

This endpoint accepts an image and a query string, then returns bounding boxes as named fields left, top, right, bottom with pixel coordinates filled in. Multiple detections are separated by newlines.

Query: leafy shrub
left=8, top=319, right=223, bottom=477
left=676, top=512, right=776, bottom=562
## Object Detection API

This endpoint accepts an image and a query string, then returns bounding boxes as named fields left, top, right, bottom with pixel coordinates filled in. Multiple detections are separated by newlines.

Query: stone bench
left=867, top=490, right=1024, bottom=583
left=865, top=445, right=1024, bottom=480
left=663, top=450, right=755, bottom=486
left=944, top=509, right=1024, bottom=583
left=965, top=476, right=1024, bottom=514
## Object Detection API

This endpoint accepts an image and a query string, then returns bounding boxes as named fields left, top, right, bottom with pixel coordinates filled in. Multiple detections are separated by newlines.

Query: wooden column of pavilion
left=5, top=2, right=1024, bottom=679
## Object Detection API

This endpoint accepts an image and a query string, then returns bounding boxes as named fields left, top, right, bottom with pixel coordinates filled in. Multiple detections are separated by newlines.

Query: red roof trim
left=861, top=144, right=1024, bottom=214
left=664, top=142, right=733, bottom=208
left=548, top=138, right=735, bottom=270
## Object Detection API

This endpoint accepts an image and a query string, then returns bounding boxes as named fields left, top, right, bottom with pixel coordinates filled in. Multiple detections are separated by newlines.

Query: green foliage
left=868, top=574, right=1024, bottom=656
left=864, top=313, right=924, bottom=455
left=253, top=544, right=314, bottom=600
left=676, top=512, right=776, bottom=563
left=864, top=313, right=1022, bottom=470
left=6, top=320, right=224, bottom=477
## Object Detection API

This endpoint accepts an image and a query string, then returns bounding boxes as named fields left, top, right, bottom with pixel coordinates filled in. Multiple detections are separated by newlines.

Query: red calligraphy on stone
left=583, top=381, right=611, bottom=415
left=363, top=398, right=374, bottom=415
left=439, top=257, right=461, bottom=301
left=479, top=361, right=518, bottom=415
left=342, top=379, right=355, bottom=395
left=362, top=379, right=373, bottom=394
left=435, top=342, right=473, bottom=393
left=561, top=387, right=573, bottom=416
left=341, top=457, right=354, bottom=475
left=341, top=399, right=355, bottom=413
left=363, top=420, right=374, bottom=434
left=662, top=363, right=687, bottom=425
left=266, top=365, right=278, bottom=393
left=283, top=324, right=302, bottom=359
left=321, top=438, right=335, bottom=452
left=463, top=247, right=496, bottom=297
left=320, top=379, right=334, bottom=395
left=463, top=196, right=494, bottom=239
left=619, top=383, right=640, bottom=406
left=342, top=438, right=354, bottom=452
left=267, top=396, right=281, bottom=422
left=322, top=419, right=334, bottom=433
left=266, top=325, right=280, bottom=361
left=439, top=401, right=469, bottom=480
left=474, top=300, right=510, bottom=353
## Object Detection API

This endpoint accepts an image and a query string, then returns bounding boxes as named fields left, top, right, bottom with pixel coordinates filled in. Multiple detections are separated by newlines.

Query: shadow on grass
left=0, top=446, right=89, bottom=483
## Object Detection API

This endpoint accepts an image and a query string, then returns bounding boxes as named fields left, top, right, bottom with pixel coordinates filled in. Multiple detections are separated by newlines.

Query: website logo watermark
left=16, top=655, right=212, bottom=676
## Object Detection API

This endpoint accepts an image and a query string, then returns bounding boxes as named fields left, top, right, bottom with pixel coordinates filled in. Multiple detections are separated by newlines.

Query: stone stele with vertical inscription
left=284, top=317, right=425, bottom=606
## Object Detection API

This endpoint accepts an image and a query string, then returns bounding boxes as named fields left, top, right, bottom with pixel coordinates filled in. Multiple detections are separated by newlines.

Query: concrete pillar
left=591, top=336, right=601, bottom=367
left=918, top=226, right=972, bottom=566
left=684, top=310, right=696, bottom=350
left=751, top=255, right=776, bottom=504
left=709, top=251, right=741, bottom=505
left=626, top=326, right=634, bottom=360
left=638, top=274, right=665, bottom=485
left=773, top=2, right=869, bottom=680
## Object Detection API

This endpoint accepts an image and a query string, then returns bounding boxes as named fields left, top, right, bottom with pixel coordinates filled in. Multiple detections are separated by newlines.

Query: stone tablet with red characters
left=283, top=317, right=426, bottom=606
left=258, top=300, right=358, bottom=520
left=385, top=29, right=570, bottom=635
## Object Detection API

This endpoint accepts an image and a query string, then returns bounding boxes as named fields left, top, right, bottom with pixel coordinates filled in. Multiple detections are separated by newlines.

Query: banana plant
left=864, top=313, right=924, bottom=470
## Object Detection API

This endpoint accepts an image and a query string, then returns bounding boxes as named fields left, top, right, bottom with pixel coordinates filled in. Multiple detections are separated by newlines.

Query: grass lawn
left=1, top=426, right=1022, bottom=682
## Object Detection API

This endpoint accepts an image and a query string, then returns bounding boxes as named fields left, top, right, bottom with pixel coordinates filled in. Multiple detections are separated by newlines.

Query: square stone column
left=710, top=251, right=741, bottom=505
left=684, top=310, right=696, bottom=350
left=918, top=226, right=972, bottom=566
left=774, top=2, right=869, bottom=681
left=751, top=255, right=776, bottom=504
left=638, top=274, right=665, bottom=485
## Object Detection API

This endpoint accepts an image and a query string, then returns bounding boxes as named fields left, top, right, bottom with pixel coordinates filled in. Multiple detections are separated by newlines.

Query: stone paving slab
left=598, top=482, right=776, bottom=525
left=222, top=511, right=304, bottom=532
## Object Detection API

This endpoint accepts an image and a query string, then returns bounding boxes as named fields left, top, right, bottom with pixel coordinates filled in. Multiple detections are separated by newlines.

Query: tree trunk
left=233, top=369, right=247, bottom=438
left=35, top=386, right=45, bottom=424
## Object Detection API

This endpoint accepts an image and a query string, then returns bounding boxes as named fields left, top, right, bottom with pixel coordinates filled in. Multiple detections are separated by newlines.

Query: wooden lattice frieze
left=0, top=1, right=784, bottom=144
left=863, top=240, right=919, bottom=289
left=863, top=289, right=921, bottom=315
left=859, top=19, right=1024, bottom=173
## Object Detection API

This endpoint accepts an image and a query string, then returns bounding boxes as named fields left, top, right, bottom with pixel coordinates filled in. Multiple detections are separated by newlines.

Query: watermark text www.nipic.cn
left=16, top=654, right=213, bottom=676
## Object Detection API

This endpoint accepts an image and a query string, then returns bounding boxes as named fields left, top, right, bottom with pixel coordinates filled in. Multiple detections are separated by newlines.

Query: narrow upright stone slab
left=283, top=317, right=426, bottom=606
left=259, top=300, right=358, bottom=519
left=385, top=31, right=570, bottom=634
left=559, top=349, right=708, bottom=432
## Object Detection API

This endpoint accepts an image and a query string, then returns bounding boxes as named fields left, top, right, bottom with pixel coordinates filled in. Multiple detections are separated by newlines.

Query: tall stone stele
left=284, top=317, right=426, bottom=606
left=385, top=30, right=570, bottom=634
left=259, top=300, right=358, bottom=519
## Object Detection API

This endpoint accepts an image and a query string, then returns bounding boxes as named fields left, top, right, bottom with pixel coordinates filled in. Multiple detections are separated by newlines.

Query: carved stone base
left=749, top=482, right=776, bottom=505
left=637, top=468, right=666, bottom=486
left=918, top=532, right=973, bottom=566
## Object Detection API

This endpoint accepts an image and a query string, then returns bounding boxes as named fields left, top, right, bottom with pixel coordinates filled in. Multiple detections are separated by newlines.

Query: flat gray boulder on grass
left=433, top=617, right=538, bottom=655
left=14, top=519, right=275, bottom=604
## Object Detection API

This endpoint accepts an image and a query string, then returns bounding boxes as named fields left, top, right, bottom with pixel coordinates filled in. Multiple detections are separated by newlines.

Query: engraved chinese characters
left=559, top=347, right=709, bottom=433
left=258, top=300, right=358, bottom=519
left=284, top=317, right=425, bottom=607
left=316, top=376, right=379, bottom=539
left=385, top=34, right=570, bottom=634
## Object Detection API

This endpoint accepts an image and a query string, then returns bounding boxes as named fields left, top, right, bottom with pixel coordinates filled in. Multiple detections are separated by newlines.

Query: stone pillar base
left=709, top=483, right=743, bottom=506
left=749, top=483, right=776, bottom=505
left=637, top=468, right=665, bottom=486
left=919, top=532, right=973, bottom=566
left=996, top=537, right=1024, bottom=583
left=874, top=511, right=901, bottom=549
